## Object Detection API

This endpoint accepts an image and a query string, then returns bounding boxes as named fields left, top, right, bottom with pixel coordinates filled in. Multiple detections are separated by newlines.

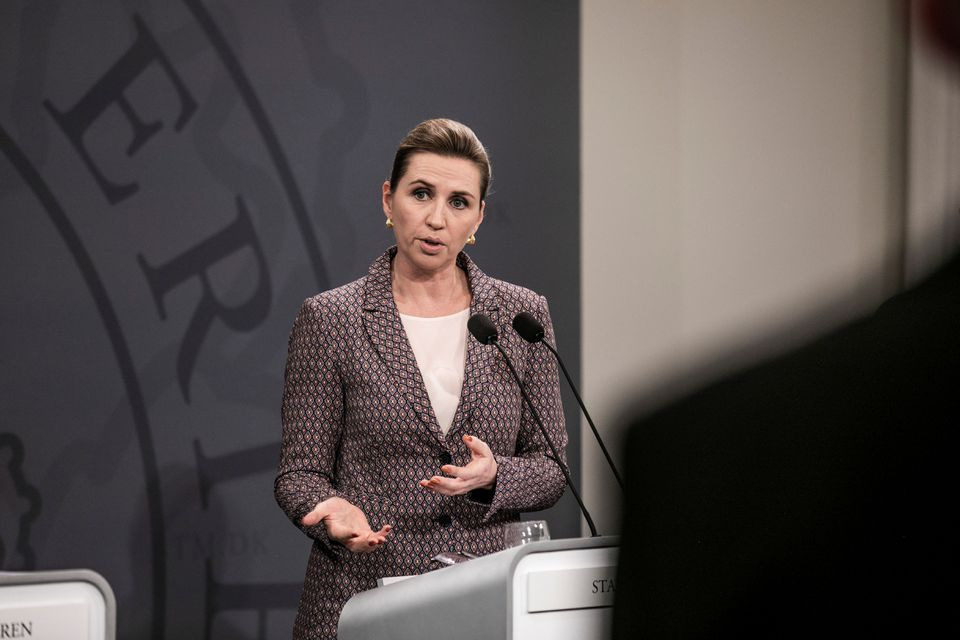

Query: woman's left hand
left=420, top=434, right=498, bottom=496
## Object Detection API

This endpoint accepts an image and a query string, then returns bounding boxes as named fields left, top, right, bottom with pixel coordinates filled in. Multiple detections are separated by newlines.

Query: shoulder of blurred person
left=612, top=251, right=960, bottom=637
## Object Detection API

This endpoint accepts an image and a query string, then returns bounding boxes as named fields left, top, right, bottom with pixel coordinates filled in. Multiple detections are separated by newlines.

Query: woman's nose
left=425, top=201, right=445, bottom=228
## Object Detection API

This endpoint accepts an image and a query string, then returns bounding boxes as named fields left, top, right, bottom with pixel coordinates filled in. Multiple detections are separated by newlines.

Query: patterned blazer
left=275, top=247, right=567, bottom=640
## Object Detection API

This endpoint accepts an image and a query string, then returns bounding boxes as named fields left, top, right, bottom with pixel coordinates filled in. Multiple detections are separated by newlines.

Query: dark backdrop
left=0, top=1, right=580, bottom=638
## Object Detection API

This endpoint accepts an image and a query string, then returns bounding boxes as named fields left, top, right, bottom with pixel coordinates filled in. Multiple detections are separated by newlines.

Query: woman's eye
left=413, top=189, right=429, bottom=201
left=450, top=197, right=467, bottom=209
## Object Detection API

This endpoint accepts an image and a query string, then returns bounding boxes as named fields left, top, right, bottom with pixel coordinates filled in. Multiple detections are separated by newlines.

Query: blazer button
left=438, top=452, right=452, bottom=466
left=437, top=514, right=453, bottom=528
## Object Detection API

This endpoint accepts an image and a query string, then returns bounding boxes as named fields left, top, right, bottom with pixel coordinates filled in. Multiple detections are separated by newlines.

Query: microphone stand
left=489, top=340, right=599, bottom=537
left=538, top=340, right=624, bottom=491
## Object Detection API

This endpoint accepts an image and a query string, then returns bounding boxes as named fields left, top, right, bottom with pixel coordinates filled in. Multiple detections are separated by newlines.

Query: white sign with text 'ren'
left=0, top=581, right=105, bottom=640
left=0, top=602, right=87, bottom=640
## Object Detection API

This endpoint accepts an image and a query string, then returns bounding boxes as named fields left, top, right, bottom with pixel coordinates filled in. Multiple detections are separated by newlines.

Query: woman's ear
left=381, top=180, right=393, bottom=217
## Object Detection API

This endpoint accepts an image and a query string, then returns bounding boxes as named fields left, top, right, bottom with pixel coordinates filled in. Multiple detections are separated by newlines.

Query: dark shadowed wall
left=0, top=2, right=580, bottom=638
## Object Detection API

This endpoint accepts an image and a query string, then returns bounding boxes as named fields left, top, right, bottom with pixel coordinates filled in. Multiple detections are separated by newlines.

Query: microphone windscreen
left=512, top=312, right=545, bottom=343
left=468, top=313, right=498, bottom=344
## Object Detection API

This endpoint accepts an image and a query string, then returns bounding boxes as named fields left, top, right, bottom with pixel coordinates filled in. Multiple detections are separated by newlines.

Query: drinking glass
left=503, top=520, right=550, bottom=548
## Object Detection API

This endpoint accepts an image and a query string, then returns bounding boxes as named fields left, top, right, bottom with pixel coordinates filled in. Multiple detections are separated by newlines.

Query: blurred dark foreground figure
left=613, top=255, right=959, bottom=636
left=613, top=1, right=960, bottom=636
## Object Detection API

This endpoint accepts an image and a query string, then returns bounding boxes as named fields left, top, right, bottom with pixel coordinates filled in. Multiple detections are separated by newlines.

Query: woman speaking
left=274, top=118, right=567, bottom=639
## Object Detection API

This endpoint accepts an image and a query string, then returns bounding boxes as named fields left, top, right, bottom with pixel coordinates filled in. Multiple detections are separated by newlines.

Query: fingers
left=301, top=495, right=351, bottom=527
left=463, top=434, right=491, bottom=456
left=300, top=502, right=329, bottom=527
left=302, top=498, right=391, bottom=553
left=420, top=475, right=469, bottom=496
left=344, top=535, right=381, bottom=553
left=344, top=524, right=392, bottom=553
left=440, top=463, right=467, bottom=477
left=463, top=435, right=498, bottom=488
left=420, top=436, right=494, bottom=496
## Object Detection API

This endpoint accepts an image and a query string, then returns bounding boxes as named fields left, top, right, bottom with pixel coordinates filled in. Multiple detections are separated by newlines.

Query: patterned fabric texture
left=275, top=247, right=567, bottom=639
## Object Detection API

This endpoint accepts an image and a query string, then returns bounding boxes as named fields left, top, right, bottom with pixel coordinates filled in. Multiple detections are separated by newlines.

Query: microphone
left=513, top=312, right=624, bottom=491
left=468, top=313, right=599, bottom=537
left=467, top=313, right=498, bottom=345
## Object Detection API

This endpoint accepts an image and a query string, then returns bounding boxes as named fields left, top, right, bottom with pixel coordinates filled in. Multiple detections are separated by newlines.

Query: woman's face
left=383, top=152, right=485, bottom=277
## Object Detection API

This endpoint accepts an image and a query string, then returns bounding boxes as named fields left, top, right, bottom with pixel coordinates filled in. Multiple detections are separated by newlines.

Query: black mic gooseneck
left=513, top=312, right=624, bottom=491
left=467, top=313, right=599, bottom=537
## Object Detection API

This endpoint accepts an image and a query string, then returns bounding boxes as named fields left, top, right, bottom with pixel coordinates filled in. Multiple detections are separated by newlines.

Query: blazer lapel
left=447, top=253, right=503, bottom=441
left=362, top=248, right=443, bottom=442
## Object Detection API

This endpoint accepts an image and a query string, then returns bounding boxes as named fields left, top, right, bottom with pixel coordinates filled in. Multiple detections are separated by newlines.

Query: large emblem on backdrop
left=0, top=3, right=357, bottom=637
left=0, top=434, right=41, bottom=570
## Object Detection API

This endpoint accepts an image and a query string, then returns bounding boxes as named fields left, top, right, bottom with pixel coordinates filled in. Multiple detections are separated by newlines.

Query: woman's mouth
left=418, top=238, right=444, bottom=253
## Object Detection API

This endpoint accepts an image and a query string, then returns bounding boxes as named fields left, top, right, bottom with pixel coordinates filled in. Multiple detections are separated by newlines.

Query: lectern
left=0, top=569, right=116, bottom=640
left=339, top=535, right=619, bottom=640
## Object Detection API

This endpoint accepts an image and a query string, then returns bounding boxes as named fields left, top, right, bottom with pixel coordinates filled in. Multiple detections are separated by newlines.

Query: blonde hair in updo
left=388, top=118, right=492, bottom=201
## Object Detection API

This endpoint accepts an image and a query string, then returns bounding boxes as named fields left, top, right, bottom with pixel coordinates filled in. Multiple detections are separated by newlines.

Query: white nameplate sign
left=0, top=601, right=89, bottom=640
left=526, top=565, right=617, bottom=612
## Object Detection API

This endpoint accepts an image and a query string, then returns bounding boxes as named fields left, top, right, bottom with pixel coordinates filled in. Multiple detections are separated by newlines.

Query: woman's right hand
left=301, top=496, right=392, bottom=553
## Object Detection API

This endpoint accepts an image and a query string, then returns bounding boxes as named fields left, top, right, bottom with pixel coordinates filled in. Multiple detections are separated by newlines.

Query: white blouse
left=398, top=308, right=469, bottom=435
